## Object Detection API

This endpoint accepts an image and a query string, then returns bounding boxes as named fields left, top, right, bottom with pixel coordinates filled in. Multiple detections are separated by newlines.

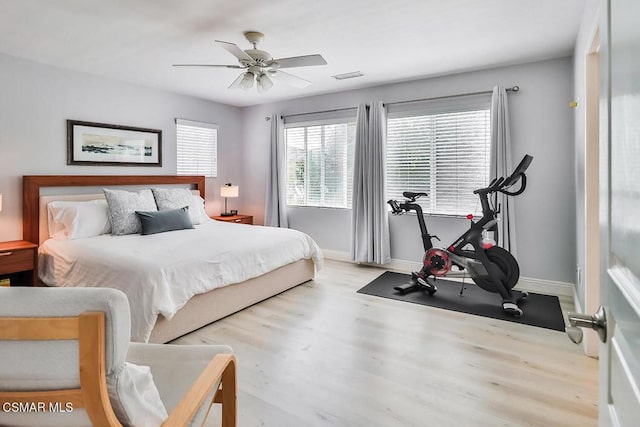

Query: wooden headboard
left=23, top=175, right=205, bottom=244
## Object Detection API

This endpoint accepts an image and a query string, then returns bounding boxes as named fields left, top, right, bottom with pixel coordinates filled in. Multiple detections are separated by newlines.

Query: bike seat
left=403, top=191, right=428, bottom=199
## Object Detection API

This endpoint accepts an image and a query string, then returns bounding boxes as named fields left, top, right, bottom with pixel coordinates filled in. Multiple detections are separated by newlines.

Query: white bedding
left=39, top=219, right=323, bottom=342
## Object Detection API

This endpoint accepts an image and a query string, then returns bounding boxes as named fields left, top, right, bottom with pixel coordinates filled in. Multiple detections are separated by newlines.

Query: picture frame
left=230, top=209, right=238, bottom=215
left=67, top=120, right=162, bottom=166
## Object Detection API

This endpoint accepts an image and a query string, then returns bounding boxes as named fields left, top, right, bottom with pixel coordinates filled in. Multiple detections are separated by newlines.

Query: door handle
left=566, top=305, right=607, bottom=344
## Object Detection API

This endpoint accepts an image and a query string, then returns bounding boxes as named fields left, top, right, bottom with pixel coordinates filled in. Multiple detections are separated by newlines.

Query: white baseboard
left=321, top=249, right=352, bottom=263
left=321, top=249, right=574, bottom=297
left=321, top=249, right=422, bottom=272
left=515, top=277, right=573, bottom=297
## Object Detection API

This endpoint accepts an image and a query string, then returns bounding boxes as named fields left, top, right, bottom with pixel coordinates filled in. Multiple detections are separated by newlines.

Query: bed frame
left=23, top=175, right=315, bottom=343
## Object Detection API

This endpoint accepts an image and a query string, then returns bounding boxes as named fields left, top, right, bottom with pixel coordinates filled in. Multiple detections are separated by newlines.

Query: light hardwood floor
left=174, top=260, right=598, bottom=427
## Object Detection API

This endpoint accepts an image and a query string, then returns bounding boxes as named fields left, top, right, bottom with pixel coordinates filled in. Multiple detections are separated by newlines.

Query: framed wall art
left=67, top=120, right=162, bottom=166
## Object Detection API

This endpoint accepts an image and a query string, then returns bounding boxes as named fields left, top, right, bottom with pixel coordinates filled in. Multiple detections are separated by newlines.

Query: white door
left=599, top=0, right=640, bottom=424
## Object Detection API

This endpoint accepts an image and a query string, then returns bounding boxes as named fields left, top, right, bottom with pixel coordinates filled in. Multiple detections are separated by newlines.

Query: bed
left=23, top=175, right=322, bottom=343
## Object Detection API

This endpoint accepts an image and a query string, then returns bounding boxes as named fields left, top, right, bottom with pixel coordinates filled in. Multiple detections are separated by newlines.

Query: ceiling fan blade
left=172, top=64, right=245, bottom=68
left=271, top=54, right=327, bottom=69
left=228, top=73, right=245, bottom=89
left=215, top=40, right=254, bottom=63
left=272, top=70, right=310, bottom=88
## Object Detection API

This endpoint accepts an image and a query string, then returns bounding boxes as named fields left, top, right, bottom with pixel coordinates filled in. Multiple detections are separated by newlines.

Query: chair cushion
left=127, top=343, right=233, bottom=425
left=0, top=287, right=167, bottom=427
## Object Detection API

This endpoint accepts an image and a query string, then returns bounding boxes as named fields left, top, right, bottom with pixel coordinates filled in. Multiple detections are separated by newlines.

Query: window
left=285, top=119, right=356, bottom=208
left=386, top=97, right=491, bottom=216
left=176, top=119, right=218, bottom=177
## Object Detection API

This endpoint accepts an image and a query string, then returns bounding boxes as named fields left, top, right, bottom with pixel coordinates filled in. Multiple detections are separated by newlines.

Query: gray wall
left=241, top=58, right=576, bottom=283
left=0, top=53, right=243, bottom=242
left=0, top=52, right=577, bottom=285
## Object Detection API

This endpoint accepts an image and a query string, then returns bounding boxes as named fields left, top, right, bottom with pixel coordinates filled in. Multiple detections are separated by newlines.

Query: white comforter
left=39, top=220, right=323, bottom=342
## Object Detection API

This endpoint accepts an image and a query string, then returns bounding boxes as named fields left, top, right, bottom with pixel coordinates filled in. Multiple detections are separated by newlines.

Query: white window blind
left=176, top=118, right=218, bottom=177
left=285, top=119, right=356, bottom=208
left=386, top=98, right=491, bottom=216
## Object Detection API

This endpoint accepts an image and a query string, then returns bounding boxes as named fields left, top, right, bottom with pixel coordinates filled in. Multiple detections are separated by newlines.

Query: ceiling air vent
left=332, top=71, right=364, bottom=80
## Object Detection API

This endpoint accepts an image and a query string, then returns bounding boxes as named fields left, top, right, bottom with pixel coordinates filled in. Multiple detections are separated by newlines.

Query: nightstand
left=0, top=240, right=38, bottom=286
left=210, top=214, right=253, bottom=225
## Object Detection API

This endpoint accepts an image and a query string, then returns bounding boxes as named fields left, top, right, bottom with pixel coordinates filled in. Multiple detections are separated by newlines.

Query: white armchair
left=0, top=287, right=236, bottom=427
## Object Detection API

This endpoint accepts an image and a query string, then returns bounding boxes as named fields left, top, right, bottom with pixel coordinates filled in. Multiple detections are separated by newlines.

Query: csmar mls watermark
left=2, top=402, right=74, bottom=413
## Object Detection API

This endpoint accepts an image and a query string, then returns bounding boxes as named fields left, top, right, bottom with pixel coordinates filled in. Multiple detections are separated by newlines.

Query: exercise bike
left=386, top=154, right=533, bottom=317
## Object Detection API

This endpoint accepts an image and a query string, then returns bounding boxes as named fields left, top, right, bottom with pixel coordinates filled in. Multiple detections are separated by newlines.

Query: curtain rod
left=270, top=106, right=357, bottom=121
left=386, top=85, right=519, bottom=107
left=265, top=86, right=519, bottom=121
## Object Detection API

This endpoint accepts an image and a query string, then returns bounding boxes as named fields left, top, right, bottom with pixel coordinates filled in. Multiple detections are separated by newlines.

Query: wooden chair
left=0, top=288, right=236, bottom=426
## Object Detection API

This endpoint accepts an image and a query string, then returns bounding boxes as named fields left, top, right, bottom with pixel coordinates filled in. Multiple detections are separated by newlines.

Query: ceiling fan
left=173, top=31, right=327, bottom=93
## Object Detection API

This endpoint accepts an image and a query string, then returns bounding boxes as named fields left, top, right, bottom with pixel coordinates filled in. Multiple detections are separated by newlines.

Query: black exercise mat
left=357, top=271, right=565, bottom=331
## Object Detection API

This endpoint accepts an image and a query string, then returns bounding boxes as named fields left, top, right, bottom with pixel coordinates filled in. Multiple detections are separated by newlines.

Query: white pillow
left=108, top=362, right=168, bottom=427
left=47, top=200, right=111, bottom=240
left=191, top=195, right=209, bottom=223
left=151, top=188, right=206, bottom=225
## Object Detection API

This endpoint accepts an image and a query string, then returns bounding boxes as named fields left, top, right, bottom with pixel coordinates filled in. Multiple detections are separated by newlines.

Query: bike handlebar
left=491, top=177, right=505, bottom=191
left=503, top=154, right=533, bottom=187
left=387, top=199, right=403, bottom=214
left=500, top=173, right=527, bottom=196
left=388, top=155, right=533, bottom=209
left=473, top=154, right=533, bottom=196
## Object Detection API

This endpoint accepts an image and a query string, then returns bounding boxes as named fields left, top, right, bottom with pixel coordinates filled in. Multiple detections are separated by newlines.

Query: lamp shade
left=257, top=73, right=273, bottom=93
left=220, top=185, right=239, bottom=198
left=239, top=72, right=254, bottom=90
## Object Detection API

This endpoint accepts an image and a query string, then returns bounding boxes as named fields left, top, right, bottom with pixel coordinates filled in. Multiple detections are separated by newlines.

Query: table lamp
left=220, top=184, right=238, bottom=216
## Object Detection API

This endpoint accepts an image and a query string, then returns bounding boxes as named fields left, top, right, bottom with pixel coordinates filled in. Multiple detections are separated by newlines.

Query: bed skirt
left=149, top=258, right=315, bottom=343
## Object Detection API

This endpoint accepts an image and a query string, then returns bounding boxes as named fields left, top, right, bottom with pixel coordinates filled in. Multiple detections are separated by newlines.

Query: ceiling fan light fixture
left=228, top=73, right=245, bottom=89
left=177, top=31, right=327, bottom=93
left=257, top=73, right=273, bottom=93
left=239, top=72, right=254, bottom=90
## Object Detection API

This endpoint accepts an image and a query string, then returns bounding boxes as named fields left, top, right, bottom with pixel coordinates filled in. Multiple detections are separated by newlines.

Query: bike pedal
left=417, top=277, right=437, bottom=293
left=502, top=302, right=523, bottom=317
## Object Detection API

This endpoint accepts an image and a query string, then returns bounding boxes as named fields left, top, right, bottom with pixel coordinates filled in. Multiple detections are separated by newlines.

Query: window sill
left=390, top=211, right=472, bottom=220
left=285, top=205, right=471, bottom=218
left=286, top=205, right=351, bottom=211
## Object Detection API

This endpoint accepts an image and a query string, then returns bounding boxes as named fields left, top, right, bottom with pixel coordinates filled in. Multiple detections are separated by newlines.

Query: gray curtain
left=351, top=102, right=391, bottom=264
left=264, top=114, right=289, bottom=228
left=490, top=85, right=516, bottom=257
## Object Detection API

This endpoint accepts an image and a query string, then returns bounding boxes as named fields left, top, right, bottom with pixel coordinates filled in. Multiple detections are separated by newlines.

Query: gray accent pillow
left=151, top=188, right=203, bottom=224
left=104, top=188, right=158, bottom=235
left=135, top=206, right=194, bottom=235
